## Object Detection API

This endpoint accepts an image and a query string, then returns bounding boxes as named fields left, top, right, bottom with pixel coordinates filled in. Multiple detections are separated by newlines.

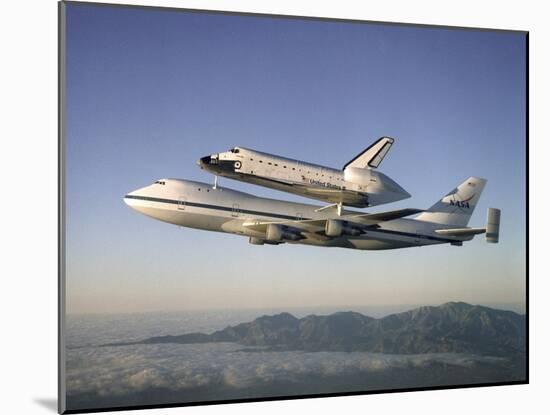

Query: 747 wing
left=242, top=208, right=424, bottom=241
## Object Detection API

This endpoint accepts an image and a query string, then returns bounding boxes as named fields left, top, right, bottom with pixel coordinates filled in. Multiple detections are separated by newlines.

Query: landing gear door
left=178, top=196, right=186, bottom=210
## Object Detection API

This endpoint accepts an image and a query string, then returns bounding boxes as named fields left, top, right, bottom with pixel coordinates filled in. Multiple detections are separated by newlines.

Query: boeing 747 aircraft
left=198, top=137, right=409, bottom=215
left=124, top=176, right=500, bottom=250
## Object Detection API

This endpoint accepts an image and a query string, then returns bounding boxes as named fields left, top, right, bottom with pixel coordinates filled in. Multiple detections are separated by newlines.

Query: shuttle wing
left=302, top=187, right=369, bottom=207
left=247, top=175, right=370, bottom=207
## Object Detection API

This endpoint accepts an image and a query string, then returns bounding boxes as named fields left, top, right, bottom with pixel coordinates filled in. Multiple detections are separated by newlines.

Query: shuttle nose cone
left=198, top=155, right=212, bottom=167
left=198, top=154, right=222, bottom=173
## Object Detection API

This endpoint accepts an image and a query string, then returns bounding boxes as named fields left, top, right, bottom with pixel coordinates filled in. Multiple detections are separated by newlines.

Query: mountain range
left=106, top=302, right=526, bottom=356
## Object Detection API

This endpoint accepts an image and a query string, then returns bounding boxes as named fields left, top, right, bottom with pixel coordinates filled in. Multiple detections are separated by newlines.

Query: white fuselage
left=124, top=179, right=470, bottom=250
left=198, top=147, right=410, bottom=208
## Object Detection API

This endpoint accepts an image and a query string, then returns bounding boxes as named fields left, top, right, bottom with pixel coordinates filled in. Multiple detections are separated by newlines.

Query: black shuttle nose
left=198, top=155, right=217, bottom=169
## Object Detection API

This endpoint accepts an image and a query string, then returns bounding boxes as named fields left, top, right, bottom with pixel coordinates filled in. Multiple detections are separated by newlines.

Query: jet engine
left=325, top=219, right=362, bottom=237
left=266, top=224, right=302, bottom=242
left=249, top=237, right=282, bottom=246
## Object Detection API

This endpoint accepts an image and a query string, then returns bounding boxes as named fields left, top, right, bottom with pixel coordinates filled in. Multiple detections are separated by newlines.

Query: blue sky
left=65, top=3, right=526, bottom=314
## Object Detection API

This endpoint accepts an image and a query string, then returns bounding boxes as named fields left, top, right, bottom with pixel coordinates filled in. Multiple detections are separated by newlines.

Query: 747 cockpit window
left=154, top=180, right=166, bottom=185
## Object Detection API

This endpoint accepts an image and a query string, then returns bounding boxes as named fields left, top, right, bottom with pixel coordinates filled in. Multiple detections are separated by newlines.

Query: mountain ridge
left=104, top=302, right=525, bottom=356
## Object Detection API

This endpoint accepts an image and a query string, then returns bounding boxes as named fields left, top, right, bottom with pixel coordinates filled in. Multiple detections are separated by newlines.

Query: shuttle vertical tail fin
left=343, top=137, right=394, bottom=169
left=415, top=177, right=487, bottom=227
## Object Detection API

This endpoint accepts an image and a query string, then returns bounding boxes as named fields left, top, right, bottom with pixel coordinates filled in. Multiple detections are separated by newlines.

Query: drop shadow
left=34, top=398, right=57, bottom=412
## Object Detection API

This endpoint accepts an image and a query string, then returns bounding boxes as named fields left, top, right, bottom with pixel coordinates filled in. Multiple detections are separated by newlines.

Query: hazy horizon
left=64, top=4, right=526, bottom=314
left=65, top=300, right=526, bottom=317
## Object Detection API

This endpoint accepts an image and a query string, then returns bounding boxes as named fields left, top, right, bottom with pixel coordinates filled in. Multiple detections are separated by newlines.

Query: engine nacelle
left=266, top=224, right=302, bottom=242
left=325, top=219, right=362, bottom=237
left=249, top=237, right=265, bottom=245
left=343, top=167, right=376, bottom=186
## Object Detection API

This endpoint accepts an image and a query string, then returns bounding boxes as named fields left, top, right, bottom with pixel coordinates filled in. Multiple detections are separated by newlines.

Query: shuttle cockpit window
left=229, top=148, right=240, bottom=154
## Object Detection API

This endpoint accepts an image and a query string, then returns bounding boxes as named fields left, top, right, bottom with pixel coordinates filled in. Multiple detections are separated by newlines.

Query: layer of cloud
left=65, top=342, right=506, bottom=398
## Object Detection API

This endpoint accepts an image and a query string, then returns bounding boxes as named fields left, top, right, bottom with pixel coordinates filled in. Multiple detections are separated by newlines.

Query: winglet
left=343, top=136, right=395, bottom=170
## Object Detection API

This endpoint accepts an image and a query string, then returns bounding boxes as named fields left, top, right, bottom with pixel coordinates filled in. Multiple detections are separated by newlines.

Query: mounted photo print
left=58, top=1, right=528, bottom=413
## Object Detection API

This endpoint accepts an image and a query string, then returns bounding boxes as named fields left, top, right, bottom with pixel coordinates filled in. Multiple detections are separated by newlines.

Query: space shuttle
left=198, top=137, right=410, bottom=214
